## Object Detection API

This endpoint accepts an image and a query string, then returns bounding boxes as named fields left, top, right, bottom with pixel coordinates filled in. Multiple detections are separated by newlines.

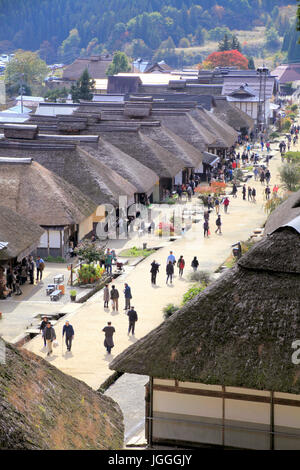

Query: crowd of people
left=0, top=256, right=45, bottom=299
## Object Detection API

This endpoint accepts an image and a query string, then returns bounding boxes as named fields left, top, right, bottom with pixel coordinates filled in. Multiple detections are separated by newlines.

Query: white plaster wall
left=225, top=399, right=270, bottom=425
left=153, top=390, right=222, bottom=419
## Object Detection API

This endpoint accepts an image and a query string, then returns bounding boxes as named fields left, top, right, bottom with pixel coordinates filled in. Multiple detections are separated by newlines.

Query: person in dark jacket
left=40, top=316, right=48, bottom=347
left=62, top=320, right=74, bottom=352
left=102, top=322, right=115, bottom=354
left=191, top=257, right=199, bottom=271
left=166, top=261, right=174, bottom=285
left=150, top=260, right=160, bottom=285
left=28, top=256, right=35, bottom=284
left=124, top=283, right=132, bottom=310
left=127, top=307, right=138, bottom=335
left=44, top=322, right=56, bottom=356
left=110, top=285, right=119, bottom=312
left=215, top=215, right=222, bottom=235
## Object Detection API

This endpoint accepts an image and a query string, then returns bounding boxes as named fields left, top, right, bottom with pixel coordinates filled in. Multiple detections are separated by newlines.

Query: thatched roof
left=141, top=125, right=202, bottom=168
left=0, top=206, right=44, bottom=261
left=190, top=108, right=238, bottom=148
left=81, top=139, right=158, bottom=193
left=110, top=224, right=300, bottom=393
left=98, top=128, right=184, bottom=178
left=264, top=189, right=300, bottom=235
left=0, top=159, right=96, bottom=226
left=157, top=112, right=215, bottom=153
left=0, top=145, right=137, bottom=207
left=0, top=341, right=124, bottom=449
left=213, top=97, right=255, bottom=131
left=63, top=56, right=112, bottom=81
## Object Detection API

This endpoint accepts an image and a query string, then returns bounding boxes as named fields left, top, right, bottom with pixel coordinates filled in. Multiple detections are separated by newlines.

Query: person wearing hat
left=44, top=321, right=56, bottom=356
left=62, top=320, right=74, bottom=352
left=127, top=307, right=138, bottom=336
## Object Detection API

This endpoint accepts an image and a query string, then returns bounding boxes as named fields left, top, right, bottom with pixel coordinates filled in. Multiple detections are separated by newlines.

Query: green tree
left=45, top=87, right=69, bottom=102
left=247, top=56, right=255, bottom=70
left=231, top=35, right=242, bottom=52
left=71, top=68, right=95, bottom=102
left=74, top=239, right=104, bottom=265
left=106, top=51, right=131, bottom=76
left=194, top=26, right=205, bottom=46
left=5, top=50, right=48, bottom=95
left=218, top=33, right=231, bottom=51
left=265, top=27, right=281, bottom=51
left=178, top=37, right=190, bottom=48
left=58, top=28, right=81, bottom=64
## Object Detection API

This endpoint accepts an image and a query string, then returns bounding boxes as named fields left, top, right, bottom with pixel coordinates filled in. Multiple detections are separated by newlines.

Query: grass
left=118, top=246, right=156, bottom=258
left=44, top=255, right=66, bottom=263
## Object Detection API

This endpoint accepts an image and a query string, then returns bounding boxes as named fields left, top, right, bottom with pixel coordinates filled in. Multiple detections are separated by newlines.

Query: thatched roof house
left=110, top=211, right=300, bottom=449
left=0, top=341, right=123, bottom=449
left=0, top=158, right=97, bottom=257
left=0, top=206, right=44, bottom=262
left=213, top=96, right=255, bottom=132
left=62, top=55, right=112, bottom=81
left=81, top=139, right=158, bottom=196
left=98, top=128, right=185, bottom=200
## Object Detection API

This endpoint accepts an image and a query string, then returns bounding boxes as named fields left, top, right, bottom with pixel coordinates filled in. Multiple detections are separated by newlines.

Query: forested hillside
left=0, top=0, right=294, bottom=64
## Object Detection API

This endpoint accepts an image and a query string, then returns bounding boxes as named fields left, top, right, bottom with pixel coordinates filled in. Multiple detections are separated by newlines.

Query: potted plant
left=70, top=290, right=77, bottom=302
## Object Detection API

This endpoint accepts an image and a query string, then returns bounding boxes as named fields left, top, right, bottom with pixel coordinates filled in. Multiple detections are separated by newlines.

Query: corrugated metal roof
left=0, top=157, right=32, bottom=164
left=222, top=76, right=277, bottom=100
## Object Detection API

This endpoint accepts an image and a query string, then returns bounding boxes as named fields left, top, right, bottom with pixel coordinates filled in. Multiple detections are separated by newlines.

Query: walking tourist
left=124, top=283, right=132, bottom=310
left=110, top=285, right=119, bottom=312
left=177, top=256, right=185, bottom=277
left=166, top=261, right=174, bottom=284
left=103, top=284, right=109, bottom=308
left=150, top=260, right=160, bottom=285
left=105, top=249, right=113, bottom=275
left=102, top=322, right=115, bottom=354
left=40, top=316, right=48, bottom=347
left=62, top=320, right=74, bottom=352
left=251, top=187, right=256, bottom=203
left=203, top=220, right=209, bottom=238
left=191, top=256, right=199, bottom=271
left=28, top=256, right=34, bottom=284
left=223, top=197, right=230, bottom=214
left=215, top=215, right=222, bottom=235
left=242, top=185, right=246, bottom=200
left=127, top=307, right=138, bottom=336
left=36, top=256, right=45, bottom=282
left=44, top=322, right=56, bottom=357
left=167, top=251, right=176, bottom=265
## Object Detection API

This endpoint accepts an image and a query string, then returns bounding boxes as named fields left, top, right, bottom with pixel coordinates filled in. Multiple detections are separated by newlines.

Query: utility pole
left=256, top=66, right=269, bottom=133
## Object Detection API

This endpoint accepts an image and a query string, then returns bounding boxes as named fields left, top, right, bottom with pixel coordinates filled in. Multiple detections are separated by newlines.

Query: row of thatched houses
left=0, top=91, right=254, bottom=261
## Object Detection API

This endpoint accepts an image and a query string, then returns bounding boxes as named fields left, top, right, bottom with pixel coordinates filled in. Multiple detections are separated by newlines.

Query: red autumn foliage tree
left=199, top=50, right=249, bottom=70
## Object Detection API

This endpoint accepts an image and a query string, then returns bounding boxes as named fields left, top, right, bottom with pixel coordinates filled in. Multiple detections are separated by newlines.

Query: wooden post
left=70, top=264, right=73, bottom=287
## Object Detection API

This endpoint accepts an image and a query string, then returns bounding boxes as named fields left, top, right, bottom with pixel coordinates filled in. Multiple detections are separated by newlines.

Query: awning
left=0, top=241, right=8, bottom=250
left=203, top=152, right=220, bottom=167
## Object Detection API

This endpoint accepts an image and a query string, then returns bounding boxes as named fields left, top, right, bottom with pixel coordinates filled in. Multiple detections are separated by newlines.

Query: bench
left=46, top=284, right=58, bottom=295
left=53, top=274, right=64, bottom=284
left=50, top=289, right=62, bottom=301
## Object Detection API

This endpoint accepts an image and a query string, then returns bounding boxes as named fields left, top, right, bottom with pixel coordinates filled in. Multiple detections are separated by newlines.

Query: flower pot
left=70, top=295, right=76, bottom=302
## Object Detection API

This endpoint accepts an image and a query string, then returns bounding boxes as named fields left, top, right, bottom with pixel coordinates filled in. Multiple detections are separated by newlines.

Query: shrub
left=182, top=284, right=206, bottom=305
left=77, top=263, right=104, bottom=284
left=188, top=270, right=211, bottom=285
left=279, top=164, right=300, bottom=192
left=163, top=303, right=179, bottom=320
